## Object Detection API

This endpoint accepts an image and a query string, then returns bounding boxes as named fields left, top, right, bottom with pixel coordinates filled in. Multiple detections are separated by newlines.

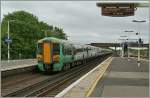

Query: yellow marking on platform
left=86, top=57, right=113, bottom=97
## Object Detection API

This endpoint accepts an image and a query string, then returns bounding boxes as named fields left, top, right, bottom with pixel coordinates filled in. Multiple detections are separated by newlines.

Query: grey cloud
left=1, top=1, right=149, bottom=44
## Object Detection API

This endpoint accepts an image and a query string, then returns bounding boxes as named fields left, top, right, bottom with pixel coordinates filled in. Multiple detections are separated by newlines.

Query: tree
left=1, top=10, right=67, bottom=60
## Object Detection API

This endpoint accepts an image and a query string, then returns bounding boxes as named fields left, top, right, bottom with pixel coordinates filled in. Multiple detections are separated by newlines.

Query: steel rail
left=3, top=54, right=110, bottom=97
left=38, top=57, right=106, bottom=97
left=4, top=59, right=91, bottom=97
left=27, top=55, right=110, bottom=97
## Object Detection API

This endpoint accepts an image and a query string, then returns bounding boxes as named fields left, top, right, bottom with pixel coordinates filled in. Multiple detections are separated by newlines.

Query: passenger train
left=36, top=37, right=112, bottom=73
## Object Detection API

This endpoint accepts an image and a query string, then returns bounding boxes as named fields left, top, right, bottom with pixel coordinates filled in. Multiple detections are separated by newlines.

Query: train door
left=43, top=42, right=52, bottom=64
left=71, top=45, right=75, bottom=61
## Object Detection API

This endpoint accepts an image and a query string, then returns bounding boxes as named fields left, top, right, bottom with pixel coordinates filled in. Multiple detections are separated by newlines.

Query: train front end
left=36, top=38, right=60, bottom=72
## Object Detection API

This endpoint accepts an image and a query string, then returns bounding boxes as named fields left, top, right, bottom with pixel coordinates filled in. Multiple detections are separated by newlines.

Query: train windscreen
left=37, top=43, right=43, bottom=54
left=53, top=43, right=60, bottom=55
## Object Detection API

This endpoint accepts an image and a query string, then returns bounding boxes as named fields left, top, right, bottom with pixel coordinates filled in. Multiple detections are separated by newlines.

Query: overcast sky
left=1, top=1, right=149, bottom=44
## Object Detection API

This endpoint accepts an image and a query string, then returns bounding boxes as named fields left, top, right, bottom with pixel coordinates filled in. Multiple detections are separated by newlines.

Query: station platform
left=1, top=59, right=37, bottom=71
left=55, top=57, right=149, bottom=97
left=1, top=59, right=37, bottom=77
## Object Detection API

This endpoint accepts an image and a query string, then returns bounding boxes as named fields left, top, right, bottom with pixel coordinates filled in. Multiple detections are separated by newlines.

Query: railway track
left=2, top=69, right=71, bottom=97
left=2, top=72, right=41, bottom=88
left=38, top=56, right=109, bottom=97
left=2, top=55, right=110, bottom=97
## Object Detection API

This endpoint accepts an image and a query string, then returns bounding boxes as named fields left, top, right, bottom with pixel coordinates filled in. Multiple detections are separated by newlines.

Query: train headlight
left=53, top=55, right=60, bottom=62
left=37, top=54, right=42, bottom=61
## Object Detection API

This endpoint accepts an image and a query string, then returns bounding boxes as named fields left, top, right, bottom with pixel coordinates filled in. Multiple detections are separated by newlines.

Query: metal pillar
left=7, top=21, right=10, bottom=62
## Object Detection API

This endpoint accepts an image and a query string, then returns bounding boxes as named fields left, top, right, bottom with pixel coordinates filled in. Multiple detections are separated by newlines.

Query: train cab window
left=37, top=43, right=43, bottom=54
left=53, top=43, right=60, bottom=55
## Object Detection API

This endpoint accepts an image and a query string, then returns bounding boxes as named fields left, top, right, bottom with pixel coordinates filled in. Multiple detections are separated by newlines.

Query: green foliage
left=1, top=11, right=67, bottom=60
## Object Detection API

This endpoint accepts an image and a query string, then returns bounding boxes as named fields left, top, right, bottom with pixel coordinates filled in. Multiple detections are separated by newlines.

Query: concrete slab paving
left=107, top=72, right=149, bottom=79
left=102, top=85, right=149, bottom=97
left=90, top=57, right=149, bottom=97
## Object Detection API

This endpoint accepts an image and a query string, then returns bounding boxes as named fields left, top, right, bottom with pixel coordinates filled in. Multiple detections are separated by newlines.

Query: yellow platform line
left=85, top=57, right=113, bottom=97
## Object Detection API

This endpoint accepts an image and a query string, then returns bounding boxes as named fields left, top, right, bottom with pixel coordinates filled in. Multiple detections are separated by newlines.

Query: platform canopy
left=96, top=0, right=149, bottom=17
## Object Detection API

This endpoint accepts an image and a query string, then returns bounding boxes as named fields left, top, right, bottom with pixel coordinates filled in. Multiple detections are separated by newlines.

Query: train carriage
left=36, top=37, right=112, bottom=73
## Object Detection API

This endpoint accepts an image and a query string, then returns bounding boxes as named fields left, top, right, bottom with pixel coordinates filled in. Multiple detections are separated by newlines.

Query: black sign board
left=101, top=4, right=135, bottom=17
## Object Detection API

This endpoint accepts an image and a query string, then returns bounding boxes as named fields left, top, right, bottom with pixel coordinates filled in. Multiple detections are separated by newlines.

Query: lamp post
left=132, top=20, right=146, bottom=67
left=124, top=30, right=134, bottom=61
left=7, top=20, right=18, bottom=62
left=6, top=20, right=28, bottom=61
left=7, top=21, right=10, bottom=62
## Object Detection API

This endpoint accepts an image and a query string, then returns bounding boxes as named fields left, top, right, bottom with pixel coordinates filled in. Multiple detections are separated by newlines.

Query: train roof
left=38, top=37, right=63, bottom=43
left=38, top=37, right=86, bottom=46
left=37, top=37, right=112, bottom=50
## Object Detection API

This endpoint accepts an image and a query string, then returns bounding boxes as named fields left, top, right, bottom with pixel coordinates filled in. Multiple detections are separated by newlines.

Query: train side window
left=63, top=44, right=72, bottom=55
left=86, top=48, right=88, bottom=53
left=53, top=43, right=60, bottom=55
left=76, top=48, right=83, bottom=54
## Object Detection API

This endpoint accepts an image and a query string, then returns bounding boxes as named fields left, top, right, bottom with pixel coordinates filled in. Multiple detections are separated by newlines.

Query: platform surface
left=55, top=57, right=113, bottom=97
left=91, top=57, right=149, bottom=97
left=1, top=59, right=37, bottom=71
